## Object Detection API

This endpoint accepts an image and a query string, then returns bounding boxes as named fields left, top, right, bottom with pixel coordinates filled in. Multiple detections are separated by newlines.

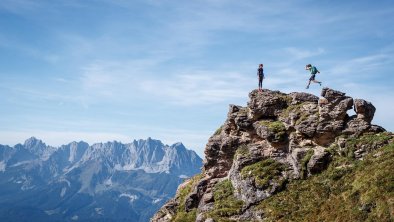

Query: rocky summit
left=152, top=87, right=394, bottom=222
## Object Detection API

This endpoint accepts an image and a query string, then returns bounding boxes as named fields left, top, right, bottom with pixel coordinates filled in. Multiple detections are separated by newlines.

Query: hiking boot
left=306, top=86, right=309, bottom=89
left=319, top=82, right=322, bottom=86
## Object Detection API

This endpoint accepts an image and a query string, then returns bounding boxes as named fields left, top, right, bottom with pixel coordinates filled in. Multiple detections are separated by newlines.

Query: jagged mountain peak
left=153, top=87, right=393, bottom=222
left=171, top=142, right=185, bottom=148
left=0, top=137, right=203, bottom=222
left=23, top=136, right=45, bottom=148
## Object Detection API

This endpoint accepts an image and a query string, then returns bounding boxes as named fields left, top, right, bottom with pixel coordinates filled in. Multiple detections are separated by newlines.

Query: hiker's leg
left=306, top=80, right=311, bottom=89
left=313, top=80, right=322, bottom=85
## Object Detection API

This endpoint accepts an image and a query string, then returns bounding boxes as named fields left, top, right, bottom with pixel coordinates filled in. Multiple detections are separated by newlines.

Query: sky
left=0, top=0, right=393, bottom=157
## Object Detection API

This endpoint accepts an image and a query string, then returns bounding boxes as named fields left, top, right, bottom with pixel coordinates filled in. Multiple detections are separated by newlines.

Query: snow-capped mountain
left=0, top=137, right=202, bottom=222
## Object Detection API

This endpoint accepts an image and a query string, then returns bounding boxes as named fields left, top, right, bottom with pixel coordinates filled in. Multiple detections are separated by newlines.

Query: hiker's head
left=259, top=64, right=263, bottom=68
left=305, top=64, right=312, bottom=70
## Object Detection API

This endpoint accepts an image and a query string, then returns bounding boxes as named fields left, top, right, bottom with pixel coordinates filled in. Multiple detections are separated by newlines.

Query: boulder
left=307, top=148, right=331, bottom=175
left=247, top=89, right=289, bottom=119
left=289, top=92, right=319, bottom=104
left=354, top=99, right=376, bottom=123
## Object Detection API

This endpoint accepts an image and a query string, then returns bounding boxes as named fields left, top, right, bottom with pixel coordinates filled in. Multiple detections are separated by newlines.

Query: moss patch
left=235, top=144, right=250, bottom=159
left=280, top=103, right=304, bottom=119
left=214, top=125, right=223, bottom=135
left=300, top=149, right=314, bottom=179
left=241, top=159, right=286, bottom=189
left=280, top=102, right=315, bottom=125
left=238, top=107, right=248, bottom=115
left=206, top=179, right=244, bottom=221
left=259, top=120, right=287, bottom=142
left=256, top=142, right=394, bottom=222
left=277, top=94, right=292, bottom=105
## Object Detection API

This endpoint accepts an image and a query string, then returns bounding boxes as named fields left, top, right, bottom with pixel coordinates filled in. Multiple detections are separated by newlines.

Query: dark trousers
left=258, top=76, right=263, bottom=88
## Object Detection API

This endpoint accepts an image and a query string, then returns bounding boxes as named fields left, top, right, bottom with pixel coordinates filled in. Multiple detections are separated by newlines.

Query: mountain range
left=0, top=137, right=202, bottom=222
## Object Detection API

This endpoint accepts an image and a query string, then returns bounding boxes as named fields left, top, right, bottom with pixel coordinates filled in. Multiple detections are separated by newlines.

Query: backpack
left=311, top=66, right=318, bottom=74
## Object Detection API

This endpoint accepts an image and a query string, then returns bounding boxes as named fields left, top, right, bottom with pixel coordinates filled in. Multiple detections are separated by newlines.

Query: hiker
left=305, top=64, right=322, bottom=89
left=257, top=64, right=264, bottom=91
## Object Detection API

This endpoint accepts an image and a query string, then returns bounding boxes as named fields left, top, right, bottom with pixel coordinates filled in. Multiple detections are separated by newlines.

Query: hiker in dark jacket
left=257, top=64, right=264, bottom=91
left=305, top=64, right=322, bottom=89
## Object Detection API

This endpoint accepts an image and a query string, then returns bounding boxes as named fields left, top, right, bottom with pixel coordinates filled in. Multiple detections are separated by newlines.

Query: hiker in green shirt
left=305, top=64, right=322, bottom=89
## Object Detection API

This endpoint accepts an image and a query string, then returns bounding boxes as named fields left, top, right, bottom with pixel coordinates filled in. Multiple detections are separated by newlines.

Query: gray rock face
left=152, top=88, right=389, bottom=222
left=307, top=147, right=331, bottom=175
left=354, top=99, right=376, bottom=123
left=0, top=138, right=202, bottom=222
left=289, top=92, right=319, bottom=104
left=247, top=89, right=289, bottom=119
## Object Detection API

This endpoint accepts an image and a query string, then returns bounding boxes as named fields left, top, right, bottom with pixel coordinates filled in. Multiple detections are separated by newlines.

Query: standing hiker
left=305, top=64, right=322, bottom=89
left=257, top=64, right=264, bottom=91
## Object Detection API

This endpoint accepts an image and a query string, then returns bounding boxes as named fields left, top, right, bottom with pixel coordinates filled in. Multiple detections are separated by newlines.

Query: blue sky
left=0, top=0, right=393, bottom=157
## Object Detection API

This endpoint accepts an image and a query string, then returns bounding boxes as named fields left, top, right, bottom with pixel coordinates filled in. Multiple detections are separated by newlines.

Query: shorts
left=309, top=74, right=316, bottom=81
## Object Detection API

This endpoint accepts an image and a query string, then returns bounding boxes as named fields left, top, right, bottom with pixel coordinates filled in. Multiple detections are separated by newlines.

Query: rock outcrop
left=152, top=88, right=393, bottom=222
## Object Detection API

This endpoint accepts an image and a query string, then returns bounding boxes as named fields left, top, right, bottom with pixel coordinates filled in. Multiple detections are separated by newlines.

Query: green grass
left=206, top=179, right=244, bottom=221
left=171, top=174, right=203, bottom=222
left=240, top=159, right=286, bottom=189
left=256, top=142, right=394, bottom=222
left=343, top=132, right=392, bottom=158
left=173, top=209, right=197, bottom=222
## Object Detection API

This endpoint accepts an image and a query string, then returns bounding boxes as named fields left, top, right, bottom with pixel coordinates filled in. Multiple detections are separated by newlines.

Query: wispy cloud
left=284, top=47, right=326, bottom=60
left=1, top=0, right=394, bottom=157
left=325, top=53, right=394, bottom=80
left=140, top=71, right=253, bottom=105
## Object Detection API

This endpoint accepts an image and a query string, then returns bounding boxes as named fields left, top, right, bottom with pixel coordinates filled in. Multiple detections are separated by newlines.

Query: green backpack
left=311, top=66, right=318, bottom=74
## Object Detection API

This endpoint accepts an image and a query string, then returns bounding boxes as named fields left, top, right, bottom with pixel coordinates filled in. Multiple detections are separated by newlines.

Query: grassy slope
left=170, top=133, right=393, bottom=222
left=258, top=141, right=394, bottom=222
